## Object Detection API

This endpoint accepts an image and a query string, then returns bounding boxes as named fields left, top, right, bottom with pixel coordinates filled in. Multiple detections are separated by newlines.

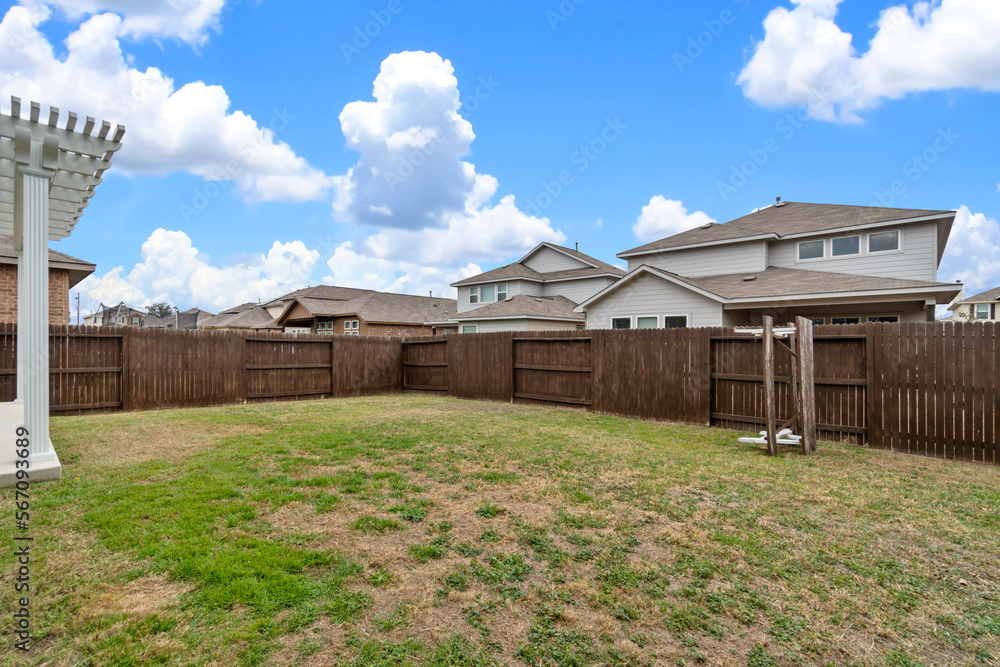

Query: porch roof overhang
left=1, top=97, right=125, bottom=241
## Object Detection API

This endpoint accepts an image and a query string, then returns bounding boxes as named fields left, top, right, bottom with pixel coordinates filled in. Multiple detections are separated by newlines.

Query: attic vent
left=742, top=276, right=757, bottom=282
left=699, top=222, right=715, bottom=230
left=535, top=298, right=542, bottom=302
left=505, top=297, right=514, bottom=302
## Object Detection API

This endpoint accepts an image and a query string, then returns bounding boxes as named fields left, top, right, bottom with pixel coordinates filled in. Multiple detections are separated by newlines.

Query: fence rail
left=0, top=321, right=994, bottom=465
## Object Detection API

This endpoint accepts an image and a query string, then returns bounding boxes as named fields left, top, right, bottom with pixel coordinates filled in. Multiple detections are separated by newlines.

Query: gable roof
left=261, top=285, right=374, bottom=308
left=452, top=243, right=625, bottom=287
left=618, top=202, right=955, bottom=258
left=0, top=234, right=96, bottom=288
left=452, top=294, right=584, bottom=322
left=951, top=286, right=1000, bottom=306
left=202, top=303, right=280, bottom=330
left=276, top=291, right=457, bottom=326
left=576, top=265, right=963, bottom=311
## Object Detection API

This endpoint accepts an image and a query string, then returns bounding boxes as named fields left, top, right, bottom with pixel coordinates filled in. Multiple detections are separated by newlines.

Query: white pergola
left=0, top=97, right=124, bottom=486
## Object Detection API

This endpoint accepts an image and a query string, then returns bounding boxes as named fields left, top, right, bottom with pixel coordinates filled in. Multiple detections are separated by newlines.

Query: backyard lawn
left=2, top=395, right=998, bottom=667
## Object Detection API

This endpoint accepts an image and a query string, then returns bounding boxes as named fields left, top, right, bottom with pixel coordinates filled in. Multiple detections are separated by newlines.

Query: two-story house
left=576, top=202, right=963, bottom=328
left=947, top=287, right=1000, bottom=322
left=436, top=243, right=626, bottom=333
left=83, top=302, right=147, bottom=327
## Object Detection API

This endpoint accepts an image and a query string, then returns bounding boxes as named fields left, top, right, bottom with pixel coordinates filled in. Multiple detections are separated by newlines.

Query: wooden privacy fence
left=402, top=323, right=997, bottom=466
left=0, top=324, right=402, bottom=412
left=403, top=329, right=711, bottom=425
left=0, top=322, right=994, bottom=465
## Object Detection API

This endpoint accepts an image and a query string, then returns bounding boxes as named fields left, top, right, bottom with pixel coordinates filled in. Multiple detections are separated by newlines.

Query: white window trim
left=831, top=235, right=861, bottom=258
left=469, top=286, right=479, bottom=304
left=867, top=315, right=901, bottom=324
left=974, top=304, right=990, bottom=320
left=662, top=313, right=690, bottom=329
left=830, top=316, right=863, bottom=325
left=461, top=324, right=479, bottom=334
left=610, top=316, right=632, bottom=330
left=636, top=314, right=659, bottom=330
left=867, top=229, right=903, bottom=256
left=344, top=320, right=359, bottom=331
left=797, top=239, right=826, bottom=262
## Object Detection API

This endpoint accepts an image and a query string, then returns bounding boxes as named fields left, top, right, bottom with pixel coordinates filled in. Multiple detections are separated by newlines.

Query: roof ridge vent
left=742, top=276, right=758, bottom=282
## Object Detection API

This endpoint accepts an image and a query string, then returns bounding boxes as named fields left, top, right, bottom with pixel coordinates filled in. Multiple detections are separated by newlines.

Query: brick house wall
left=0, top=264, right=71, bottom=325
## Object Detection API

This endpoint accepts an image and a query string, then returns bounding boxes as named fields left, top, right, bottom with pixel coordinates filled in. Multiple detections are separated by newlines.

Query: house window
left=832, top=317, right=861, bottom=325
left=576, top=325, right=585, bottom=331
left=637, top=316, right=658, bottom=329
left=664, top=316, right=688, bottom=329
left=798, top=240, right=825, bottom=260
left=497, top=283, right=508, bottom=301
left=344, top=320, right=359, bottom=332
left=117, top=316, right=125, bottom=324
left=462, top=325, right=478, bottom=334
left=611, top=317, right=631, bottom=330
left=832, top=236, right=860, bottom=257
left=868, top=316, right=899, bottom=323
left=469, top=287, right=479, bottom=304
left=441, top=328, right=456, bottom=335
left=345, top=331, right=360, bottom=336
left=869, top=230, right=900, bottom=253
left=480, top=285, right=496, bottom=303
left=975, top=304, right=990, bottom=320
left=132, top=315, right=140, bottom=325
left=807, top=317, right=825, bottom=326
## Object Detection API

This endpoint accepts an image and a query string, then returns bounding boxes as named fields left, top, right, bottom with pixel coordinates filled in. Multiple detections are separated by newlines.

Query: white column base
left=0, top=401, right=61, bottom=488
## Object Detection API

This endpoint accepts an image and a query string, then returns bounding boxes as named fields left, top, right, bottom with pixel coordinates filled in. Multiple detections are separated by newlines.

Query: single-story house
left=0, top=234, right=95, bottom=324
left=947, top=286, right=1000, bottom=322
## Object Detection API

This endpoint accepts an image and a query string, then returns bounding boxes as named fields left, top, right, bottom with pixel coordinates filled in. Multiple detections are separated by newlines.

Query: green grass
left=2, top=394, right=998, bottom=666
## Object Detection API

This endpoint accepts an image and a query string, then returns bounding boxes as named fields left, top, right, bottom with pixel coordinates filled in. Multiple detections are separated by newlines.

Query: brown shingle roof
left=954, top=286, right=1000, bottom=304
left=202, top=303, right=279, bottom=330
left=619, top=202, right=954, bottom=256
left=455, top=294, right=584, bottom=321
left=278, top=292, right=457, bottom=326
left=676, top=266, right=962, bottom=300
left=452, top=244, right=625, bottom=287
left=0, top=234, right=95, bottom=288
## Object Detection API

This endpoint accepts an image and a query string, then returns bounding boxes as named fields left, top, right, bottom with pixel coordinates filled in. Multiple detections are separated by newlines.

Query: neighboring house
left=83, top=302, right=147, bottom=328
left=275, top=289, right=456, bottom=336
left=947, top=287, right=1000, bottom=322
left=577, top=202, right=964, bottom=329
left=202, top=302, right=283, bottom=332
left=438, top=243, right=626, bottom=333
left=207, top=286, right=458, bottom=336
left=143, top=308, right=215, bottom=330
left=0, top=234, right=95, bottom=324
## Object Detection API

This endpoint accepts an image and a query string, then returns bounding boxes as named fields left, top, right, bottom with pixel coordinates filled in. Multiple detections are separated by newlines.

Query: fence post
left=796, top=316, right=817, bottom=455
left=121, top=327, right=132, bottom=412
left=763, top=316, right=777, bottom=456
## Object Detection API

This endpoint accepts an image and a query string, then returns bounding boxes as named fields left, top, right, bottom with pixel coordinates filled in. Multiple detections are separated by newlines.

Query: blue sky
left=1, top=0, right=998, bottom=315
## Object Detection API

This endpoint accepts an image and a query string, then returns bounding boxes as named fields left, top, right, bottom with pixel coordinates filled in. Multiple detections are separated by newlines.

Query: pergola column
left=16, top=162, right=56, bottom=464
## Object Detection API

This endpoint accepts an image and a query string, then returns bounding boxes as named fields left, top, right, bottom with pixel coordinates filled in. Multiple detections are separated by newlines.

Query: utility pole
left=75, top=293, right=80, bottom=326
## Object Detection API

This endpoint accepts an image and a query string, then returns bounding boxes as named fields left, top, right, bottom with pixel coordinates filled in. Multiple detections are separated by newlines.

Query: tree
left=146, top=302, right=176, bottom=318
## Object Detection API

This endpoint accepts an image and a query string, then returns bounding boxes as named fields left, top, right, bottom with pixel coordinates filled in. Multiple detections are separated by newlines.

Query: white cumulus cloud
left=323, top=242, right=480, bottom=299
left=0, top=5, right=330, bottom=202
left=633, top=196, right=715, bottom=243
left=939, top=205, right=1000, bottom=295
left=331, top=51, right=565, bottom=272
left=23, top=0, right=226, bottom=45
left=738, top=0, right=1000, bottom=122
left=76, top=229, right=321, bottom=313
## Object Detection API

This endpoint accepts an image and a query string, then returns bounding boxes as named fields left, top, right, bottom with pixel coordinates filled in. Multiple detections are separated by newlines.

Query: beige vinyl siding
left=541, top=276, right=616, bottom=304
left=525, top=319, right=581, bottom=331
left=463, top=318, right=528, bottom=332
left=630, top=241, right=767, bottom=277
left=768, top=222, right=938, bottom=281
left=584, top=272, right=723, bottom=329
left=522, top=246, right=591, bottom=273
left=457, top=279, right=541, bottom=313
